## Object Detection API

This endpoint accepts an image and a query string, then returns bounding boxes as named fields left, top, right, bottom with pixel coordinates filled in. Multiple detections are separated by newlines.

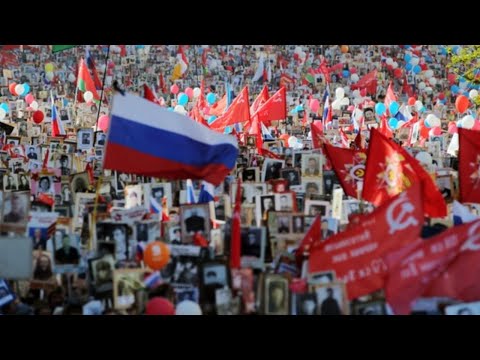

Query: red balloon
left=170, top=84, right=179, bottom=94
left=407, top=97, right=416, bottom=106
left=438, top=93, right=445, bottom=100
left=350, top=67, right=357, bottom=74
left=9, top=83, right=17, bottom=96
left=473, top=120, right=480, bottom=131
left=455, top=95, right=470, bottom=113
left=98, top=115, right=109, bottom=132
left=421, top=63, right=428, bottom=71
left=32, top=110, right=44, bottom=124
left=447, top=73, right=457, bottom=85
left=431, top=126, right=442, bottom=136
left=394, top=68, right=402, bottom=79
left=360, top=89, right=367, bottom=97
left=448, top=121, right=458, bottom=134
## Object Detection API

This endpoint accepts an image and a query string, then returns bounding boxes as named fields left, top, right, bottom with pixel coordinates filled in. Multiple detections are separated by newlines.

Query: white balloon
left=294, top=141, right=304, bottom=150
left=175, top=300, right=202, bottom=315
left=351, top=74, right=359, bottom=83
left=418, top=82, right=426, bottom=90
left=415, top=100, right=423, bottom=111
left=344, top=86, right=350, bottom=94
left=339, top=97, right=350, bottom=106
left=428, top=78, right=437, bottom=86
left=424, top=70, right=434, bottom=78
left=331, top=99, right=342, bottom=110
left=469, top=89, right=479, bottom=99
left=415, top=151, right=432, bottom=166
left=425, top=114, right=436, bottom=124
left=30, top=101, right=39, bottom=110
left=462, top=115, right=475, bottom=129
left=193, top=87, right=201, bottom=98
left=425, top=86, right=433, bottom=93
left=354, top=108, right=363, bottom=118
left=352, top=89, right=360, bottom=98
left=459, top=81, right=468, bottom=89
left=83, top=91, right=93, bottom=103
left=431, top=117, right=441, bottom=128
left=300, top=51, right=307, bottom=60
left=294, top=46, right=302, bottom=54
left=353, top=97, right=362, bottom=105
left=45, top=71, right=54, bottom=81
left=14, top=84, right=24, bottom=96
left=174, top=105, right=187, bottom=115
left=0, top=108, right=5, bottom=120
left=335, top=87, right=345, bottom=100
left=288, top=136, right=298, bottom=148
left=386, top=58, right=394, bottom=65
left=392, top=62, right=398, bottom=69
left=68, top=73, right=76, bottom=83
left=457, top=119, right=463, bottom=128
left=410, top=57, right=420, bottom=66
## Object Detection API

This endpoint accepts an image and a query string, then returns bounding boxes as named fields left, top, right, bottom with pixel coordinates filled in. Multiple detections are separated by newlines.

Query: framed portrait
left=95, top=131, right=107, bottom=148
left=264, top=140, right=283, bottom=155
left=113, top=268, right=146, bottom=310
left=312, top=282, right=349, bottom=315
left=166, top=254, right=200, bottom=286
left=71, top=172, right=90, bottom=193
left=271, top=179, right=288, bottom=193
left=2, top=191, right=29, bottom=232
left=240, top=226, right=266, bottom=269
left=246, top=135, right=257, bottom=148
left=280, top=168, right=301, bottom=187
left=135, top=220, right=159, bottom=243
left=54, top=205, right=70, bottom=218
left=3, top=173, right=17, bottom=191
left=276, top=212, right=291, bottom=234
left=303, top=179, right=324, bottom=198
left=304, top=199, right=331, bottom=218
left=261, top=158, right=285, bottom=182
left=435, top=174, right=454, bottom=203
left=36, top=175, right=55, bottom=196
left=331, top=187, right=344, bottom=220
left=255, top=194, right=275, bottom=226
left=73, top=193, right=96, bottom=229
left=295, top=193, right=305, bottom=213
left=200, top=261, right=231, bottom=288
left=52, top=230, right=81, bottom=270
left=180, top=203, right=211, bottom=245
left=148, top=182, right=173, bottom=211
left=114, top=172, right=131, bottom=193
left=31, top=251, right=55, bottom=283
left=352, top=300, right=387, bottom=315
left=58, top=107, right=71, bottom=123
left=274, top=192, right=295, bottom=212
left=341, top=199, right=361, bottom=224
left=264, top=274, right=289, bottom=315
left=213, top=194, right=231, bottom=222
left=308, top=271, right=336, bottom=286
left=174, top=285, right=199, bottom=305
left=302, top=154, right=322, bottom=178
left=96, top=222, right=131, bottom=262
left=125, top=184, right=143, bottom=209
left=291, top=214, right=305, bottom=234
left=6, top=136, right=20, bottom=146
left=0, top=279, right=15, bottom=307
left=296, top=293, right=318, bottom=315
left=323, top=170, right=340, bottom=197
left=230, top=182, right=266, bottom=206
left=242, top=167, right=260, bottom=182
left=77, top=128, right=94, bottom=151
left=210, top=228, right=224, bottom=256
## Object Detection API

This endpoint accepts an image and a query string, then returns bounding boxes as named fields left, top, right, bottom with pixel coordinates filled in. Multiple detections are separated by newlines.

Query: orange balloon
left=455, top=95, right=469, bottom=114
left=341, top=45, right=349, bottom=53
left=9, top=82, right=17, bottom=96
left=144, top=241, right=170, bottom=270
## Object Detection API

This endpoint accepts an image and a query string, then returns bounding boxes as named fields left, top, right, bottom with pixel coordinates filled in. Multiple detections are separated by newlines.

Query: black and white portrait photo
left=305, top=200, right=331, bottom=218
left=37, top=176, right=54, bottom=195
left=56, top=154, right=71, bottom=176
left=292, top=215, right=305, bottom=234
left=95, top=131, right=107, bottom=147
left=303, top=180, right=323, bottom=198
left=3, top=191, right=30, bottom=229
left=352, top=300, right=387, bottom=315
left=71, top=172, right=90, bottom=193
left=262, top=159, right=285, bottom=182
left=53, top=230, right=81, bottom=266
left=3, top=173, right=18, bottom=191
left=96, top=223, right=131, bottom=262
left=297, top=293, right=317, bottom=315
left=169, top=256, right=199, bottom=286
left=59, top=108, right=70, bottom=122
left=314, top=282, right=348, bottom=315
left=150, top=182, right=172, bottom=210
left=77, top=128, right=94, bottom=150
left=302, top=154, right=322, bottom=178
left=26, top=145, right=39, bottom=160
left=202, top=262, right=229, bottom=287
left=280, top=168, right=301, bottom=186
left=275, top=193, right=294, bottom=211
left=277, top=214, right=291, bottom=234
left=180, top=204, right=211, bottom=244
left=242, top=167, right=259, bottom=182
left=174, top=286, right=199, bottom=304
left=265, top=275, right=289, bottom=315
left=125, top=184, right=143, bottom=209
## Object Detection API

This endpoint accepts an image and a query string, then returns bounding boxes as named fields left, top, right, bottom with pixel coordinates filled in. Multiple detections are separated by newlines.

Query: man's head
left=96, top=260, right=112, bottom=281
left=280, top=195, right=288, bottom=205
left=270, top=282, right=284, bottom=307
left=302, top=299, right=316, bottom=314
left=39, top=177, right=50, bottom=190
left=113, top=227, right=126, bottom=242
left=34, top=228, right=42, bottom=238
left=321, top=220, right=328, bottom=231
left=326, top=287, right=334, bottom=298
left=60, top=155, right=68, bottom=166
left=29, top=147, right=35, bottom=153
left=62, top=234, right=71, bottom=249
left=307, top=157, right=317, bottom=171
left=129, top=191, right=139, bottom=206
left=11, top=194, right=23, bottom=213
left=38, top=255, right=50, bottom=271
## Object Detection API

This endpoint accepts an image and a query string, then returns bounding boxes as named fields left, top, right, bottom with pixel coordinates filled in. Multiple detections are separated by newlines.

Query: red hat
left=145, top=297, right=175, bottom=316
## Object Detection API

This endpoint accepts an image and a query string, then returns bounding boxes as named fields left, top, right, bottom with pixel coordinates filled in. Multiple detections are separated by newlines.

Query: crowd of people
left=0, top=44, right=479, bottom=316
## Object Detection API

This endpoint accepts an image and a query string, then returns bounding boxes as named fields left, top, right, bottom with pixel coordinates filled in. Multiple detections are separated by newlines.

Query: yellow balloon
left=45, top=63, right=54, bottom=72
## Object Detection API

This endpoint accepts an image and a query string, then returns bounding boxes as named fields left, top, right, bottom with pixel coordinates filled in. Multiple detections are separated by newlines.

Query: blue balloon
left=440, top=47, right=447, bottom=55
left=420, top=106, right=426, bottom=113
left=295, top=105, right=303, bottom=112
left=21, top=83, right=30, bottom=96
left=342, top=70, right=350, bottom=78
left=451, top=85, right=459, bottom=93
left=424, top=119, right=431, bottom=128
left=0, top=103, right=8, bottom=113
left=388, top=117, right=398, bottom=130
left=375, top=103, right=386, bottom=116
left=459, top=76, right=466, bottom=83
left=206, top=93, right=216, bottom=105
left=405, top=63, right=413, bottom=71
left=405, top=45, right=411, bottom=49
left=389, top=101, right=399, bottom=116
left=135, top=45, right=145, bottom=50
left=405, top=54, right=412, bottom=63
left=413, top=65, right=421, bottom=74
left=440, top=99, right=447, bottom=105
left=208, top=115, right=217, bottom=124
left=167, top=107, right=174, bottom=111
left=464, top=91, right=470, bottom=97
left=178, top=93, right=189, bottom=106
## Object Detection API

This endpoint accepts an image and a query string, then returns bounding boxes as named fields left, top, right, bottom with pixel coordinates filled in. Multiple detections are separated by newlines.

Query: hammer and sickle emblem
left=387, top=193, right=418, bottom=235
left=461, top=221, right=480, bottom=251
left=273, top=96, right=282, bottom=102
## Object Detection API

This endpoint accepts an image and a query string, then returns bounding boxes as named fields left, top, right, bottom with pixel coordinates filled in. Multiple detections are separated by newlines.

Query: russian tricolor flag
left=104, top=93, right=238, bottom=186
left=198, top=181, right=215, bottom=203
left=51, top=102, right=66, bottom=137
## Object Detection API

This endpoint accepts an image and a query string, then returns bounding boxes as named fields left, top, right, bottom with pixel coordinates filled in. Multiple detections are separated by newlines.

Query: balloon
left=392, top=62, right=399, bottom=69
left=350, top=67, right=357, bottom=74
left=170, top=84, right=179, bottom=94
left=375, top=103, right=386, bottom=116
left=430, top=116, right=441, bottom=128
left=462, top=115, right=475, bottom=129
left=459, top=81, right=468, bottom=90
left=347, top=105, right=355, bottom=112
left=21, top=83, right=30, bottom=96
left=193, top=87, right=201, bottom=98
left=415, top=151, right=432, bottom=166
left=415, top=100, right=423, bottom=111
left=413, top=65, right=421, bottom=74
left=389, top=101, right=399, bottom=116
left=32, top=110, right=44, bottom=124
left=339, top=97, right=350, bottom=106
left=208, top=115, right=217, bottom=124
left=386, top=58, right=393, bottom=65
left=388, top=117, right=398, bottom=130
left=424, top=70, right=434, bottom=78
left=83, top=91, right=93, bottom=103
left=405, top=63, right=413, bottom=71
left=174, top=105, right=186, bottom=115
left=455, top=95, right=469, bottom=113
left=0, top=103, right=9, bottom=113
left=287, top=136, right=298, bottom=148
left=425, top=114, right=436, bottom=126
left=360, top=88, right=367, bottom=97
left=352, top=90, right=361, bottom=98
left=473, top=120, right=480, bottom=131
left=341, top=45, right=349, bottom=53
left=143, top=241, right=170, bottom=270
left=448, top=121, right=458, bottom=134
left=206, top=93, right=216, bottom=105
left=310, top=99, right=320, bottom=113
left=418, top=82, right=426, bottom=90
left=428, top=78, right=437, bottom=86
left=342, top=70, right=350, bottom=78
left=408, top=97, right=416, bottom=106
left=68, top=73, right=76, bottom=82
left=331, top=99, right=341, bottom=110
left=176, top=300, right=202, bottom=315
left=9, top=83, right=17, bottom=95
left=410, top=57, right=420, bottom=66
left=45, top=63, right=54, bottom=72
left=0, top=109, right=5, bottom=121
left=405, top=54, right=412, bottom=63
left=184, top=87, right=193, bottom=99
left=431, top=126, right=442, bottom=136
left=425, top=86, right=433, bottom=93
left=30, top=101, right=39, bottom=111
left=177, top=93, right=189, bottom=106
left=25, top=94, right=34, bottom=105
left=351, top=74, right=359, bottom=83
left=335, top=87, right=345, bottom=100
left=451, top=85, right=459, bottom=94
left=14, top=84, right=24, bottom=97
left=469, top=89, right=479, bottom=100
left=394, top=68, right=402, bottom=78
left=295, top=105, right=304, bottom=112
left=98, top=115, right=109, bottom=132
left=438, top=92, right=445, bottom=100
left=45, top=71, right=54, bottom=81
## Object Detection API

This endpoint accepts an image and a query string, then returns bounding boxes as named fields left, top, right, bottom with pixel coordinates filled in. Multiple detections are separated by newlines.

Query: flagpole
left=94, top=45, right=111, bottom=133
left=194, top=45, right=200, bottom=86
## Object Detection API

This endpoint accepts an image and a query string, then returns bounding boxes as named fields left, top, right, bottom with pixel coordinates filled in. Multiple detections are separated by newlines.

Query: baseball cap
left=145, top=297, right=175, bottom=315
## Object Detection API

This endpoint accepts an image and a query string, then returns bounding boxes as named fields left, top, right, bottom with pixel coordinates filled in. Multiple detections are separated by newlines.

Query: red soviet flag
left=309, top=182, right=423, bottom=300
left=311, top=120, right=324, bottom=149
left=362, top=128, right=447, bottom=218
left=248, top=115, right=264, bottom=155
left=384, top=82, right=397, bottom=115
left=210, top=86, right=250, bottom=132
left=458, top=128, right=480, bottom=204
left=209, top=94, right=227, bottom=117
left=250, top=85, right=270, bottom=115
left=323, top=142, right=367, bottom=199
left=423, top=219, right=480, bottom=302
left=143, top=83, right=157, bottom=104
left=252, top=86, right=287, bottom=124
left=384, top=219, right=480, bottom=315
left=295, top=215, right=321, bottom=266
